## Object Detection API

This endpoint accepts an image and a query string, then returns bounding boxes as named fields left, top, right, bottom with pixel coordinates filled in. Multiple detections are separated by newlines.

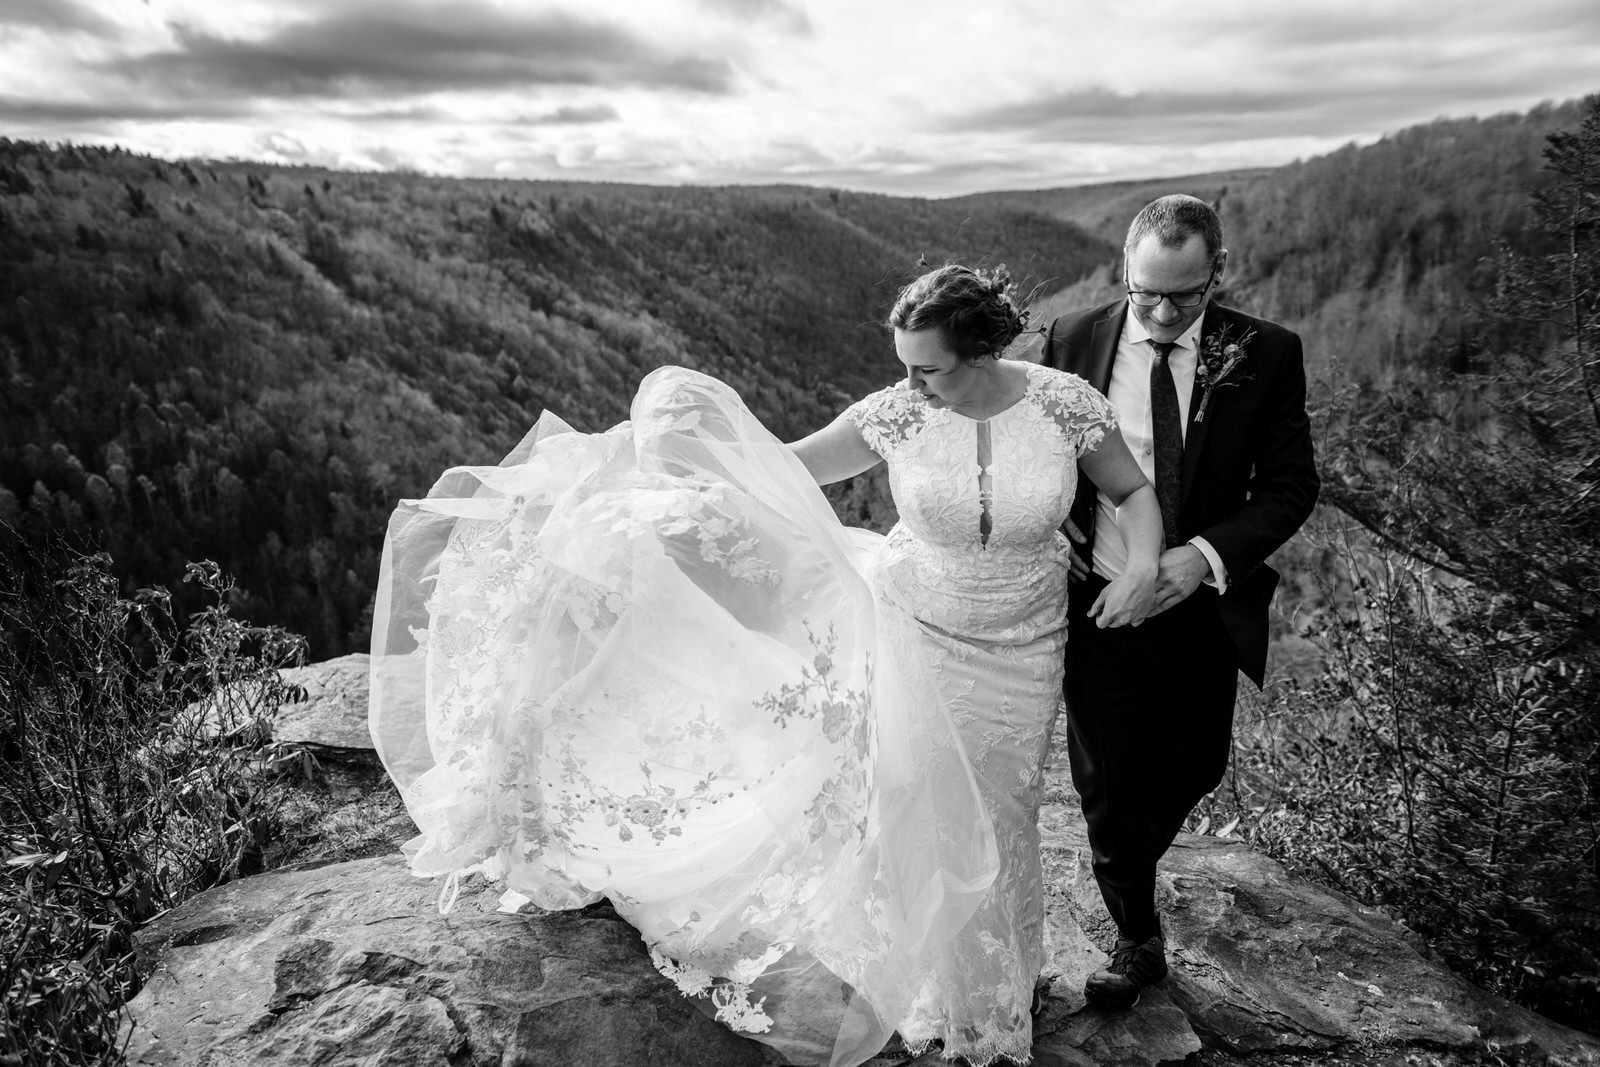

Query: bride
left=369, top=264, right=1161, bottom=1066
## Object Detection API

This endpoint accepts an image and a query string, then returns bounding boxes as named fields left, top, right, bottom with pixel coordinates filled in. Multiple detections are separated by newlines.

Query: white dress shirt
left=1091, top=306, right=1229, bottom=592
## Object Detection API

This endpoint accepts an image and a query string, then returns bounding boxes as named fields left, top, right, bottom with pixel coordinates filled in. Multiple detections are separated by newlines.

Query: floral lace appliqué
left=650, top=948, right=776, bottom=1034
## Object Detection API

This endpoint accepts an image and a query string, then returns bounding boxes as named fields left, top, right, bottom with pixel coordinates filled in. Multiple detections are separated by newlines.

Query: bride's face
left=895, top=328, right=983, bottom=410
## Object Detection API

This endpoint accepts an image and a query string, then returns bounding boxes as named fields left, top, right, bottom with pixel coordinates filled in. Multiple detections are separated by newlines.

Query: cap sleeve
left=1036, top=368, right=1117, bottom=458
left=843, top=383, right=927, bottom=460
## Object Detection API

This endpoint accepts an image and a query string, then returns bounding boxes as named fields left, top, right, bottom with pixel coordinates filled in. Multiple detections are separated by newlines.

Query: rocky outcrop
left=272, top=653, right=376, bottom=753
left=122, top=854, right=785, bottom=1066
left=123, top=659, right=1600, bottom=1065
left=1035, top=808, right=1597, bottom=1065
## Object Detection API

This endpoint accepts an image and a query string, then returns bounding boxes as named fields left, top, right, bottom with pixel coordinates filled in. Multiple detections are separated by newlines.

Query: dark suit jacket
left=1041, top=299, right=1320, bottom=687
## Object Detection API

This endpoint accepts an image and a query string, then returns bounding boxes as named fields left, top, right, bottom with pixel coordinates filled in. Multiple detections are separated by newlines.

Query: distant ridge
left=946, top=167, right=1280, bottom=244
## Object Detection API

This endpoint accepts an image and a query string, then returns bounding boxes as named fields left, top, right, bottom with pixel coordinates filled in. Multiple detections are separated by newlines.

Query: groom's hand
left=1151, top=544, right=1208, bottom=614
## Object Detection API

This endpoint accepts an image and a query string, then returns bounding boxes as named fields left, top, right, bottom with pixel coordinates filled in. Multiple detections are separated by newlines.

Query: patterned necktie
left=1149, top=340, right=1183, bottom=548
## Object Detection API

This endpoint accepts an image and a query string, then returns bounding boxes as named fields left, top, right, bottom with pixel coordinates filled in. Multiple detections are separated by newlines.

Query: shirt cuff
left=1187, top=536, right=1228, bottom=594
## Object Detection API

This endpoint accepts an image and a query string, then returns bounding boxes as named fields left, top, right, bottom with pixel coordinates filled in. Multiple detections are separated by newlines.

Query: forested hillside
left=946, top=167, right=1278, bottom=252
left=982, top=100, right=1586, bottom=388
left=0, top=149, right=1108, bottom=655
left=0, top=99, right=1586, bottom=659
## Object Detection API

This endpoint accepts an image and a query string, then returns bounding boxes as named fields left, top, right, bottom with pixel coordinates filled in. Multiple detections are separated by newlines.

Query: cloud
left=1204, top=1, right=1600, bottom=48
left=6, top=0, right=1593, bottom=197
left=518, top=104, right=621, bottom=126
left=940, top=70, right=1593, bottom=147
left=942, top=87, right=1324, bottom=144
left=321, top=102, right=619, bottom=127
left=1203, top=6, right=1450, bottom=47
left=101, top=4, right=737, bottom=102
left=340, top=104, right=455, bottom=124
left=698, top=0, right=813, bottom=35
left=941, top=0, right=1600, bottom=151
left=0, top=93, right=247, bottom=124
left=562, top=136, right=1096, bottom=199
left=0, top=0, right=118, bottom=37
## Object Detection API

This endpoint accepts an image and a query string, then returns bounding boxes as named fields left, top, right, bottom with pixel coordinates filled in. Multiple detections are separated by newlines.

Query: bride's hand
left=1088, top=565, right=1158, bottom=629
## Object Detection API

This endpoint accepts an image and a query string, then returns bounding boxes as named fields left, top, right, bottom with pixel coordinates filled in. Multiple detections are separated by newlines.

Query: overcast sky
left=3, top=0, right=1596, bottom=196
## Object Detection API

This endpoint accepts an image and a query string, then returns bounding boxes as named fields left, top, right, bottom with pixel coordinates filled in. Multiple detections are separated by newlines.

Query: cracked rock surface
left=123, top=856, right=784, bottom=1066
left=125, top=657, right=1600, bottom=1065
left=1030, top=807, right=1597, bottom=1066
left=125, top=821, right=1599, bottom=1067
left=271, top=652, right=378, bottom=753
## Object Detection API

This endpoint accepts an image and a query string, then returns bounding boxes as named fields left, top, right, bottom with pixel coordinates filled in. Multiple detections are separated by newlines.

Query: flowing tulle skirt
left=370, top=367, right=1048, bottom=1066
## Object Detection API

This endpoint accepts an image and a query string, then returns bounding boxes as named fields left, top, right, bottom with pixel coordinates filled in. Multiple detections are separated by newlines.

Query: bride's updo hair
left=886, top=263, right=1029, bottom=362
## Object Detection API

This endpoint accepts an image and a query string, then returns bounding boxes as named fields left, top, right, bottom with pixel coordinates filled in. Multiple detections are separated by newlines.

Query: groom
left=1041, top=194, right=1319, bottom=1009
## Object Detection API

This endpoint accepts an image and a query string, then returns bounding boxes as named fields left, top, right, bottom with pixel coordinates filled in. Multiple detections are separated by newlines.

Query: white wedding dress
left=369, top=364, right=1115, bottom=1066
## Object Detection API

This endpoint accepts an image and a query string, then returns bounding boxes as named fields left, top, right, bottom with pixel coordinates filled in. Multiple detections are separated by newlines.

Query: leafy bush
left=0, top=528, right=304, bottom=1064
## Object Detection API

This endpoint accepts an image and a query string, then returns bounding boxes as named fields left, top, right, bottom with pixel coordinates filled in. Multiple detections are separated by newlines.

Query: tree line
left=0, top=145, right=1107, bottom=656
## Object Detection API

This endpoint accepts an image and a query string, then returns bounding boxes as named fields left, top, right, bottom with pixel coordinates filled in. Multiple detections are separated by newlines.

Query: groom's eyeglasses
left=1125, top=265, right=1218, bottom=308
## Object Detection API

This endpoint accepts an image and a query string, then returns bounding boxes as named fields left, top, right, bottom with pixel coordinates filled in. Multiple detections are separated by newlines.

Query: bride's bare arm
left=788, top=413, right=882, bottom=485
left=1078, top=432, right=1161, bottom=628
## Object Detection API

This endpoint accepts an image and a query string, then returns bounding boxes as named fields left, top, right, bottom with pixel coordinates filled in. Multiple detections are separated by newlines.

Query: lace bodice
left=847, top=363, right=1114, bottom=552
left=845, top=363, right=1116, bottom=644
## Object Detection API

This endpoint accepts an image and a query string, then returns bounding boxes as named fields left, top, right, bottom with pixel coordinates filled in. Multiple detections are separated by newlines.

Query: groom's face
left=1125, top=233, right=1222, bottom=345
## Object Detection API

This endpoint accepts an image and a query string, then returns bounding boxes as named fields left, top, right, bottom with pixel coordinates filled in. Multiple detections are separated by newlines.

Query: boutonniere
left=1194, top=325, right=1256, bottom=423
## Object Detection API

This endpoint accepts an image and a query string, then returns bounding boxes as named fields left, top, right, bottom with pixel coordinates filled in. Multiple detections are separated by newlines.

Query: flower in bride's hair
left=970, top=263, right=1029, bottom=347
left=973, top=262, right=1016, bottom=298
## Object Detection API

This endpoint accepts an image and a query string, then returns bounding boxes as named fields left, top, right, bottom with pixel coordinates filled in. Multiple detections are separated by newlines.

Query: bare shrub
left=0, top=529, right=304, bottom=1063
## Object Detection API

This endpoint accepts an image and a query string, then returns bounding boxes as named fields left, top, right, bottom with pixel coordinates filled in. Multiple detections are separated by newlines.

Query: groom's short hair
left=1124, top=195, right=1223, bottom=266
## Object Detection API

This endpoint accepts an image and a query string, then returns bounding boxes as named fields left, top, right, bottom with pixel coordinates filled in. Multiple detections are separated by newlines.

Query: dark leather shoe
left=1084, top=933, right=1167, bottom=1010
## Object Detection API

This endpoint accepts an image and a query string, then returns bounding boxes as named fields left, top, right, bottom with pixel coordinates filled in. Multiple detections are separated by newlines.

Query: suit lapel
left=1084, top=300, right=1124, bottom=393
left=1180, top=305, right=1225, bottom=505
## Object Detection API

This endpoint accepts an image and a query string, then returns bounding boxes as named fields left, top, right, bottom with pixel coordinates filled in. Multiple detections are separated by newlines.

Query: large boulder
left=122, top=855, right=785, bottom=1067
left=123, top=808, right=1600, bottom=1067
left=1035, top=806, right=1598, bottom=1065
left=271, top=653, right=374, bottom=753
left=190, top=652, right=375, bottom=756
left=125, top=658, right=1600, bottom=1065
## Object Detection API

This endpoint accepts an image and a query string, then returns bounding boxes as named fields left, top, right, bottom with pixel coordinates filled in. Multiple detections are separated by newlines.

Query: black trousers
left=1063, top=573, right=1240, bottom=941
